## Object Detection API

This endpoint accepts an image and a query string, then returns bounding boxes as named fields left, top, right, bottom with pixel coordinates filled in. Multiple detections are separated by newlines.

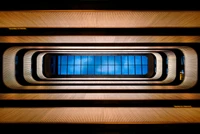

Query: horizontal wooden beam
left=0, top=107, right=200, bottom=124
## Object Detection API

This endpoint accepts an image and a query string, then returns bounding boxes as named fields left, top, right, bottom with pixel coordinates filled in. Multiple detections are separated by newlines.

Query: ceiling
left=0, top=1, right=199, bottom=43
left=1, top=11, right=200, bottom=28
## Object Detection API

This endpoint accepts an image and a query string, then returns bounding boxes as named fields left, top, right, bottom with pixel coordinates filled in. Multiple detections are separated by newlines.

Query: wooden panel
left=0, top=107, right=200, bottom=124
left=0, top=93, right=200, bottom=100
left=0, top=36, right=200, bottom=43
left=0, top=11, right=200, bottom=28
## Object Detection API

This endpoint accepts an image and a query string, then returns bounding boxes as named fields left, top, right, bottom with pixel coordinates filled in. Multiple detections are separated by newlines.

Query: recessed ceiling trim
left=36, top=51, right=162, bottom=80
left=3, top=46, right=196, bottom=90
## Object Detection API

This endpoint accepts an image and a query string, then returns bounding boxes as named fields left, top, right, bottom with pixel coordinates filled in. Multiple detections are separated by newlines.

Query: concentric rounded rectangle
left=3, top=46, right=197, bottom=90
left=24, top=50, right=174, bottom=84
left=38, top=51, right=161, bottom=80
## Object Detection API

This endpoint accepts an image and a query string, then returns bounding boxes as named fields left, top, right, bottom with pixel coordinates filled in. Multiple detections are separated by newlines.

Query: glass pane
left=142, top=56, right=148, bottom=65
left=61, top=66, right=67, bottom=75
left=142, top=65, right=148, bottom=75
left=68, top=56, right=74, bottom=65
left=102, top=65, right=108, bottom=74
left=122, top=65, right=128, bottom=75
left=136, top=65, right=142, bottom=75
left=95, top=56, right=101, bottom=65
left=108, top=56, right=114, bottom=65
left=129, top=56, right=134, bottom=65
left=115, top=56, right=121, bottom=65
left=58, top=65, right=61, bottom=75
left=67, top=65, right=74, bottom=75
left=115, top=65, right=121, bottom=75
left=135, top=56, right=141, bottom=65
left=82, top=56, right=88, bottom=65
left=88, top=66, right=94, bottom=74
left=75, top=56, right=81, bottom=65
left=74, top=65, right=81, bottom=75
left=108, top=66, right=114, bottom=75
left=95, top=65, right=101, bottom=75
left=81, top=65, right=87, bottom=74
left=88, top=56, right=94, bottom=65
left=102, top=56, right=108, bottom=65
left=122, top=56, right=128, bottom=65
left=129, top=65, right=135, bottom=75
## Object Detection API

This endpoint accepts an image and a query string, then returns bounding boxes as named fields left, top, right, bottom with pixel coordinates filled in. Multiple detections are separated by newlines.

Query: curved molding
left=27, top=50, right=174, bottom=84
left=34, top=51, right=163, bottom=81
left=3, top=46, right=197, bottom=90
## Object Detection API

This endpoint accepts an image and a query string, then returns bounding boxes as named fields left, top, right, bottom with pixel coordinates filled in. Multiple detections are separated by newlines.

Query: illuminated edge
left=36, top=51, right=162, bottom=80
left=3, top=46, right=197, bottom=90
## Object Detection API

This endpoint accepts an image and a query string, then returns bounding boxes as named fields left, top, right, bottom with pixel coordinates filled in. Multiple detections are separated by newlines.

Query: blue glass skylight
left=54, top=55, right=148, bottom=75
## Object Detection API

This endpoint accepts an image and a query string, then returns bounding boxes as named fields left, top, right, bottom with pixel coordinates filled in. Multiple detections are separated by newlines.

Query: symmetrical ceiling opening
left=2, top=46, right=197, bottom=90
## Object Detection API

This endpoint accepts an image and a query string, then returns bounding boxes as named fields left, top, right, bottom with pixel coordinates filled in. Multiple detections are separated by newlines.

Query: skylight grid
left=55, top=55, right=148, bottom=75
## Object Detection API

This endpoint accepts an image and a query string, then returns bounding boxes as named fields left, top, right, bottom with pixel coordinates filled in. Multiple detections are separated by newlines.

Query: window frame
left=43, top=53, right=155, bottom=78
